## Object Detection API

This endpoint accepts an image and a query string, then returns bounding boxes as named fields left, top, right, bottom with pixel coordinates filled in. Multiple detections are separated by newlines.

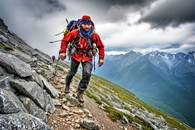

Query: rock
left=52, top=98, right=61, bottom=106
left=72, top=108, right=84, bottom=115
left=0, top=88, right=27, bottom=113
left=114, top=107, right=135, bottom=117
left=0, top=67, right=4, bottom=76
left=62, top=104, right=70, bottom=111
left=44, top=90, right=55, bottom=113
left=58, top=111, right=69, bottom=118
left=32, top=70, right=44, bottom=88
left=120, top=115, right=129, bottom=125
left=0, top=112, right=51, bottom=130
left=9, top=79, right=55, bottom=113
left=48, top=65, right=55, bottom=74
left=0, top=35, right=8, bottom=42
left=0, top=75, right=15, bottom=92
left=131, top=122, right=142, bottom=130
left=18, top=96, right=47, bottom=122
left=39, top=75, right=59, bottom=98
left=32, top=49, right=52, bottom=65
left=0, top=51, right=32, bottom=78
left=10, top=49, right=33, bottom=64
left=59, top=78, right=65, bottom=84
left=66, top=94, right=80, bottom=106
left=60, top=97, right=67, bottom=103
left=80, top=118, right=101, bottom=130
left=10, top=79, right=46, bottom=109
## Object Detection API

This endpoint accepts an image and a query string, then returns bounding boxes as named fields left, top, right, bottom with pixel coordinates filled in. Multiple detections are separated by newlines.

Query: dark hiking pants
left=65, top=58, right=93, bottom=91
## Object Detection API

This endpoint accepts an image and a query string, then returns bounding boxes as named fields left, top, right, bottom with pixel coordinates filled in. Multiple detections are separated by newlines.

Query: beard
left=83, top=27, right=90, bottom=32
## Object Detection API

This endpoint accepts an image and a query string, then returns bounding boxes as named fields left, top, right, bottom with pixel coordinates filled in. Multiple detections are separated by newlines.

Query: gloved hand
left=98, top=59, right=104, bottom=67
left=59, top=52, right=66, bottom=60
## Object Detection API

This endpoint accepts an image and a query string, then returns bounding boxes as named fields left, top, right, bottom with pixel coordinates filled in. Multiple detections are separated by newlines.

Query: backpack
left=64, top=19, right=81, bottom=35
left=66, top=19, right=97, bottom=59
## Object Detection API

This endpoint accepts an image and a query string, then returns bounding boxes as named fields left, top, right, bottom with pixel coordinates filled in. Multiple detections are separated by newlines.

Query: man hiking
left=59, top=15, right=105, bottom=103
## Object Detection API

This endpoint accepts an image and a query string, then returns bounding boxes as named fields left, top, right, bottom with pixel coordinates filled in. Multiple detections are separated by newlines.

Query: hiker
left=59, top=15, right=105, bottom=103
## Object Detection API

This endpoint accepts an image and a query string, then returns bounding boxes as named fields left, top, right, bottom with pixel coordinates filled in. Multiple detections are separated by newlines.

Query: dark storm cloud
left=139, top=0, right=195, bottom=27
left=94, top=0, right=155, bottom=7
left=17, top=0, right=66, bottom=18
left=81, top=0, right=156, bottom=22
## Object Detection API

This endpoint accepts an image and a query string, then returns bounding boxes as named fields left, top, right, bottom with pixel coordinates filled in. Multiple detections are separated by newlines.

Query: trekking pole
left=93, top=56, right=96, bottom=72
left=49, top=40, right=61, bottom=43
left=55, top=31, right=64, bottom=36
left=54, top=18, right=69, bottom=36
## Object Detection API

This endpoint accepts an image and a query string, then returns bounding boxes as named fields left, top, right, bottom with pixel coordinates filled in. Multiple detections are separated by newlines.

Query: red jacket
left=59, top=29, right=105, bottom=62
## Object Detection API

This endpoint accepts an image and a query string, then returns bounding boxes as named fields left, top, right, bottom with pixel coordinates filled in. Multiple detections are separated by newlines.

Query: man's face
left=81, top=24, right=92, bottom=32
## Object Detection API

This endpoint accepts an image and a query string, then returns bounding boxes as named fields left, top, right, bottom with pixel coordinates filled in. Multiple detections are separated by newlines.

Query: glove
left=98, top=59, right=104, bottom=67
left=59, top=52, right=66, bottom=60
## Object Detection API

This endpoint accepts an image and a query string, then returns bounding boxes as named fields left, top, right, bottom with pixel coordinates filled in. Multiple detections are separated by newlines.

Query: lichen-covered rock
left=44, top=90, right=55, bottom=113
left=0, top=51, right=32, bottom=77
left=19, top=96, right=47, bottom=122
left=32, top=70, right=44, bottom=88
left=0, top=112, right=51, bottom=130
left=39, top=74, right=59, bottom=98
left=80, top=118, right=101, bottom=130
left=0, top=75, right=15, bottom=92
left=9, top=79, right=45, bottom=109
left=0, top=88, right=27, bottom=113
left=9, top=79, right=55, bottom=113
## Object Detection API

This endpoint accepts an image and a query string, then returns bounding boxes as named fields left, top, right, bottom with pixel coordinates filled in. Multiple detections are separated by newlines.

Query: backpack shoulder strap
left=87, top=32, right=95, bottom=49
left=73, top=30, right=80, bottom=45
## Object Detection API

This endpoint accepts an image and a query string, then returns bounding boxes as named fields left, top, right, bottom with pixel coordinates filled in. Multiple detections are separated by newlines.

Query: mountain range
left=95, top=50, right=195, bottom=128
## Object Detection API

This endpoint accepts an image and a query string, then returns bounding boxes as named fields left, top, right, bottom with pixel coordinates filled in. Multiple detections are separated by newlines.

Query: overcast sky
left=0, top=0, right=195, bottom=56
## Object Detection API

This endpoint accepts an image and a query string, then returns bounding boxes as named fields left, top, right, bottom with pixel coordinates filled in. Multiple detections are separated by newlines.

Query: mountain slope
left=0, top=17, right=193, bottom=130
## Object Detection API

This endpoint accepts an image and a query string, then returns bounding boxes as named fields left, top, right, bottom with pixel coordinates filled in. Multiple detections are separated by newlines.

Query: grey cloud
left=93, top=0, right=155, bottom=7
left=75, top=0, right=156, bottom=23
left=21, top=0, right=66, bottom=18
left=139, top=0, right=195, bottom=27
left=161, top=43, right=181, bottom=49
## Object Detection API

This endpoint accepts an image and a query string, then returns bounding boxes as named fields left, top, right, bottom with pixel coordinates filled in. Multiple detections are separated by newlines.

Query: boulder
left=32, top=49, right=51, bottom=64
left=10, top=49, right=33, bottom=64
left=32, top=70, right=44, bottom=88
left=39, top=74, right=59, bottom=98
left=0, top=75, right=15, bottom=92
left=19, top=96, right=47, bottom=122
left=0, top=35, right=8, bottom=42
left=80, top=118, right=101, bottom=130
left=44, top=90, right=55, bottom=113
left=0, top=51, right=32, bottom=77
left=9, top=79, right=55, bottom=113
left=0, top=88, right=27, bottom=113
left=0, top=112, right=51, bottom=130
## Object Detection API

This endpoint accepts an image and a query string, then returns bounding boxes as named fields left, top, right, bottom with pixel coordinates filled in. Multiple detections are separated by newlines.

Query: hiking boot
left=64, top=85, right=70, bottom=94
left=76, top=90, right=84, bottom=103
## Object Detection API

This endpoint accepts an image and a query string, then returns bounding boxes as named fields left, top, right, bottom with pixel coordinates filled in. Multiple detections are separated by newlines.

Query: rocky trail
left=47, top=63, right=134, bottom=130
